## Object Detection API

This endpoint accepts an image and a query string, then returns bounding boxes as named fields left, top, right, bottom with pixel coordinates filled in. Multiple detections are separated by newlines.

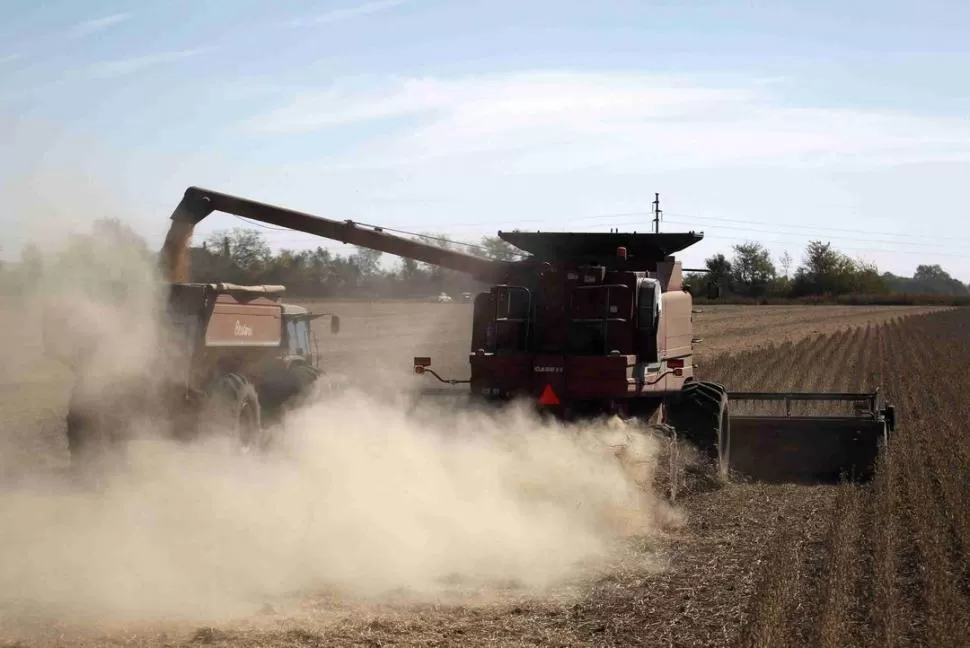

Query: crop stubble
left=706, top=308, right=970, bottom=648
left=0, top=303, right=965, bottom=647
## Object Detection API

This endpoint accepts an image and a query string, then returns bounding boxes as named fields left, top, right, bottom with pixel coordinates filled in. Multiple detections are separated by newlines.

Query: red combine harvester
left=167, top=187, right=896, bottom=484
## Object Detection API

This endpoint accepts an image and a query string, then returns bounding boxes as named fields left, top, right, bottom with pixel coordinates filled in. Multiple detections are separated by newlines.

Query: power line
left=218, top=204, right=968, bottom=262
left=232, top=216, right=292, bottom=231
left=223, top=215, right=527, bottom=258
left=251, top=217, right=970, bottom=260
left=241, top=207, right=969, bottom=248
left=349, top=220, right=505, bottom=255
left=662, top=210, right=970, bottom=244
left=694, top=233, right=970, bottom=260
left=659, top=218, right=966, bottom=252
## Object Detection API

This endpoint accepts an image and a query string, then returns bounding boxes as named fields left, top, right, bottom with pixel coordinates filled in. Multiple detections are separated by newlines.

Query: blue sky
left=2, top=0, right=969, bottom=278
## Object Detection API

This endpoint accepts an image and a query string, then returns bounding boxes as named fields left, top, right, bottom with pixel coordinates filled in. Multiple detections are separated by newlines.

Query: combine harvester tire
left=665, top=380, right=730, bottom=469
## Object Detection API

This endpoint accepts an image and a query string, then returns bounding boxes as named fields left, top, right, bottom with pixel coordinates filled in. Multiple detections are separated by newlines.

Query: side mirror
left=330, top=315, right=341, bottom=334
left=706, top=282, right=721, bottom=300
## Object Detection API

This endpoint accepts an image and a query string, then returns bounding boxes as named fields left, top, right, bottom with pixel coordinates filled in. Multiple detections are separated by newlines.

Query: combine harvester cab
left=161, top=186, right=897, bottom=485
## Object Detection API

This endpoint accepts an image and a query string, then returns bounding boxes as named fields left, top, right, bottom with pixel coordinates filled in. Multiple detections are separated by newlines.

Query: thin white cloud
left=289, top=0, right=408, bottom=27
left=227, top=70, right=970, bottom=278
left=70, top=13, right=132, bottom=37
left=86, top=47, right=213, bottom=79
left=0, top=54, right=23, bottom=65
left=240, top=71, right=970, bottom=173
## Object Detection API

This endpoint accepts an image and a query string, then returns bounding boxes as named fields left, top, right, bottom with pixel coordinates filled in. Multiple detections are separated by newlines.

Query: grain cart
left=44, top=281, right=341, bottom=463
left=161, top=186, right=896, bottom=483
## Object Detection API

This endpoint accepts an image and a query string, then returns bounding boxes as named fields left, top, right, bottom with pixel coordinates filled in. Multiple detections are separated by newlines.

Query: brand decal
left=234, top=320, right=254, bottom=337
left=534, top=366, right=563, bottom=373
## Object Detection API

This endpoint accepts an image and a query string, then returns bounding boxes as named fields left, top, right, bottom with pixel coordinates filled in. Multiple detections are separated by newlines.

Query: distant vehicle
left=460, top=292, right=473, bottom=302
left=436, top=292, right=454, bottom=303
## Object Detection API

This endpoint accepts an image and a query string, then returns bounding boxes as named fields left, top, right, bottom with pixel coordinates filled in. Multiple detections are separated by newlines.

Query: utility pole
left=652, top=192, right=662, bottom=233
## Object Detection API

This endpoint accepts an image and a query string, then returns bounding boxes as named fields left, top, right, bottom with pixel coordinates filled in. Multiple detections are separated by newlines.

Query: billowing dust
left=0, top=197, right=683, bottom=635
left=1, top=394, right=679, bottom=625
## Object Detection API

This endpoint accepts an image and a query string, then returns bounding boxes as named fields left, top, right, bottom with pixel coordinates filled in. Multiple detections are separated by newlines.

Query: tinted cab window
left=287, top=319, right=311, bottom=356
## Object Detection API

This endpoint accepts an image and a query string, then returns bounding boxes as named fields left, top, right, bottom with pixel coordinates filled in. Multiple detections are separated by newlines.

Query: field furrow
left=0, top=303, right=966, bottom=647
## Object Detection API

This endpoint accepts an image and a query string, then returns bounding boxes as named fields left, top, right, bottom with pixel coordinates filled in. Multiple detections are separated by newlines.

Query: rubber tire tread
left=206, top=372, right=263, bottom=450
left=291, top=364, right=321, bottom=391
left=667, top=380, right=728, bottom=459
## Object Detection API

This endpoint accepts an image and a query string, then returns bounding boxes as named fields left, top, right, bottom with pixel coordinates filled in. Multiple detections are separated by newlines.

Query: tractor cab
left=280, top=303, right=340, bottom=368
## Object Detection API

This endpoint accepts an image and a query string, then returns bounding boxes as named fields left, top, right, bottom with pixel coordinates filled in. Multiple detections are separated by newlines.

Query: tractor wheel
left=64, top=402, right=131, bottom=487
left=65, top=407, right=108, bottom=467
left=203, top=373, right=265, bottom=453
left=665, top=380, right=730, bottom=476
left=284, top=363, right=324, bottom=409
left=65, top=382, right=128, bottom=465
left=292, top=364, right=322, bottom=394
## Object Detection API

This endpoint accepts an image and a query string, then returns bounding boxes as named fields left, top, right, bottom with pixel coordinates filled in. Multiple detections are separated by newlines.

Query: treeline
left=184, top=227, right=520, bottom=298
left=2, top=218, right=969, bottom=305
left=683, top=240, right=970, bottom=305
left=0, top=220, right=517, bottom=300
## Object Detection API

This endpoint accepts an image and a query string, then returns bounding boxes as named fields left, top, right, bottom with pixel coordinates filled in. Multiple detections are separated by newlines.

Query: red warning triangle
left=538, top=384, right=560, bottom=406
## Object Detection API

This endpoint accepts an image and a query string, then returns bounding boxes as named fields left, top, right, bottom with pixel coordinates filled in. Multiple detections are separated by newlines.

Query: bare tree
left=779, top=251, right=793, bottom=279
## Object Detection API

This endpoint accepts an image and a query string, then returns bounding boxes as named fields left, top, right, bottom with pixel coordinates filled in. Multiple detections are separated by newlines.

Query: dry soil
left=0, top=302, right=952, bottom=647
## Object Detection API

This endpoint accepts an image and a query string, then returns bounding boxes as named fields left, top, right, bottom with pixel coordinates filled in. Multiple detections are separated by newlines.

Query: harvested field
left=296, top=301, right=947, bottom=379
left=0, top=302, right=966, bottom=647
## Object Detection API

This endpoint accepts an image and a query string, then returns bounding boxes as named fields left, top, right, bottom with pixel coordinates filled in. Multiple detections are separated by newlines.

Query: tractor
left=44, top=280, right=341, bottom=464
left=153, top=186, right=895, bottom=484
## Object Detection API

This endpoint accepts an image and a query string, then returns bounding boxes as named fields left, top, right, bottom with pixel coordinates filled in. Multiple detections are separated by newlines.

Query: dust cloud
left=1, top=393, right=679, bottom=625
left=0, top=186, right=682, bottom=636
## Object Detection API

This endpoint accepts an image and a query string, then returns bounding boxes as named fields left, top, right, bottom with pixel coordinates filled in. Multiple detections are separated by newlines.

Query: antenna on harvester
left=652, top=192, right=663, bottom=233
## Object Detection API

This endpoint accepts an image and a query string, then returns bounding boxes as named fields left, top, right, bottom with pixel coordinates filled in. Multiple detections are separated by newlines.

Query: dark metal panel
left=728, top=392, right=877, bottom=402
left=498, top=231, right=703, bottom=261
left=725, top=416, right=886, bottom=484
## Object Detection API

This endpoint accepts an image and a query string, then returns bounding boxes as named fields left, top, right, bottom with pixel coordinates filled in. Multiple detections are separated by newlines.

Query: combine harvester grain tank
left=165, top=186, right=896, bottom=484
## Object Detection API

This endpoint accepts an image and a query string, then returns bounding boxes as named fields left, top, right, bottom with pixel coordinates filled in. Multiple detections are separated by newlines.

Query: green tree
left=730, top=242, right=776, bottom=297
left=398, top=257, right=426, bottom=282
left=705, top=253, right=733, bottom=294
left=851, top=258, right=889, bottom=295
left=350, top=246, right=383, bottom=277
left=478, top=235, right=521, bottom=261
left=792, top=240, right=856, bottom=296
left=910, top=264, right=968, bottom=295
left=205, top=228, right=271, bottom=277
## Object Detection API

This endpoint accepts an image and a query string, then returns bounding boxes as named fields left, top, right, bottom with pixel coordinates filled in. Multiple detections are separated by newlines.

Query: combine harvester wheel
left=665, top=381, right=730, bottom=471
